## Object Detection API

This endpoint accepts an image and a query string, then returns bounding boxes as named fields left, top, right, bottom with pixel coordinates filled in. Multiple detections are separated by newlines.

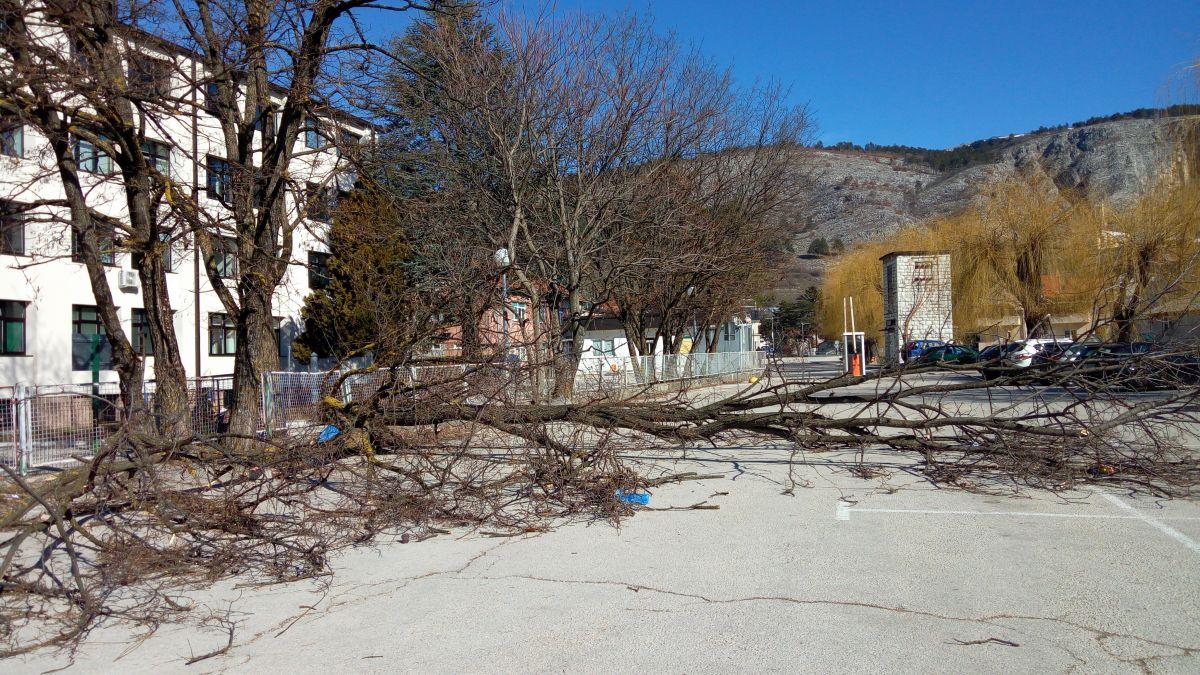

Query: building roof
left=118, top=24, right=378, bottom=131
left=879, top=250, right=950, bottom=262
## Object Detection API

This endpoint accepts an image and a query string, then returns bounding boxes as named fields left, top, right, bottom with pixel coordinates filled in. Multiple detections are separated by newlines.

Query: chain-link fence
left=2, top=352, right=767, bottom=472
left=261, top=351, right=767, bottom=432
left=0, top=375, right=240, bottom=472
left=572, top=350, right=767, bottom=394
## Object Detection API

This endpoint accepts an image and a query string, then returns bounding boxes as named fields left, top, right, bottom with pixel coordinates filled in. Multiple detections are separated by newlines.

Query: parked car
left=1153, top=352, right=1200, bottom=388
left=915, top=344, right=979, bottom=365
left=1029, top=342, right=1100, bottom=384
left=1002, top=338, right=1074, bottom=369
left=814, top=340, right=841, bottom=356
left=1058, top=343, right=1103, bottom=364
left=1101, top=343, right=1200, bottom=389
left=1075, top=342, right=1160, bottom=389
left=977, top=342, right=1023, bottom=380
left=902, top=339, right=945, bottom=361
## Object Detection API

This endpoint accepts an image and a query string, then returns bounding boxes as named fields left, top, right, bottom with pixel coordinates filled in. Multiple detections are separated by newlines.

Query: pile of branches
left=2, top=352, right=1200, bottom=656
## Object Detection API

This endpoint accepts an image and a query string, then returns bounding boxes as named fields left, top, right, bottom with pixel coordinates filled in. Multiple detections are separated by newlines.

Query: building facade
left=0, top=25, right=369, bottom=387
left=881, top=251, right=954, bottom=364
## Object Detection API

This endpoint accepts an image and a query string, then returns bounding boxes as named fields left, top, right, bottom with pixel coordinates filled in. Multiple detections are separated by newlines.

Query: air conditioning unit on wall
left=117, top=269, right=139, bottom=291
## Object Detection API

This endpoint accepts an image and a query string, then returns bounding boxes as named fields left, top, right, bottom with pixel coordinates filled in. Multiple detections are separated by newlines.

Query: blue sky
left=371, top=1, right=1200, bottom=149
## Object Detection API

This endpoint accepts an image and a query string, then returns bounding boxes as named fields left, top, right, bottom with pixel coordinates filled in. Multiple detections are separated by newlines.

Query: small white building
left=881, top=251, right=954, bottom=364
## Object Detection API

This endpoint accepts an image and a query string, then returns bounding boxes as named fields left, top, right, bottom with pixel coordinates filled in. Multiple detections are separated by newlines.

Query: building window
left=0, top=201, right=25, bottom=256
left=511, top=301, right=527, bottom=323
left=132, top=308, right=154, bottom=356
left=256, top=105, right=275, bottom=135
left=71, top=223, right=117, bottom=266
left=73, top=135, right=113, bottom=174
left=128, top=56, right=172, bottom=98
left=913, top=259, right=934, bottom=285
left=208, top=236, right=238, bottom=279
left=203, top=81, right=220, bottom=113
left=209, top=312, right=236, bottom=356
left=338, top=130, right=362, bottom=159
left=723, top=322, right=737, bottom=341
left=275, top=317, right=288, bottom=359
left=72, top=305, right=112, bottom=370
left=141, top=140, right=170, bottom=175
left=591, top=338, right=615, bottom=356
left=0, top=116, right=22, bottom=158
left=305, top=182, right=333, bottom=222
left=304, top=117, right=326, bottom=149
left=0, top=300, right=26, bottom=355
left=70, top=39, right=90, bottom=70
left=308, top=250, right=331, bottom=289
left=205, top=155, right=231, bottom=203
left=133, top=231, right=174, bottom=273
left=0, top=7, right=16, bottom=33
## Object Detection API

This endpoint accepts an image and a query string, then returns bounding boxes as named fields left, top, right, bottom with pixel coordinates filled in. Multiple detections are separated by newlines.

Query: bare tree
left=159, top=0, right=444, bottom=442
left=381, top=8, right=809, bottom=393
left=0, top=0, right=189, bottom=421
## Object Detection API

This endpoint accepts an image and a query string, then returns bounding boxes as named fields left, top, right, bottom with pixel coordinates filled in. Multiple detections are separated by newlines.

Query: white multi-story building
left=0, top=24, right=370, bottom=388
left=881, top=251, right=954, bottom=364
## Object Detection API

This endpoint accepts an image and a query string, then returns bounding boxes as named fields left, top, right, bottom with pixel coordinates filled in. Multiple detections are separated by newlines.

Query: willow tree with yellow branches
left=939, top=176, right=1095, bottom=339
left=1074, top=174, right=1200, bottom=342
left=819, top=164, right=1200, bottom=345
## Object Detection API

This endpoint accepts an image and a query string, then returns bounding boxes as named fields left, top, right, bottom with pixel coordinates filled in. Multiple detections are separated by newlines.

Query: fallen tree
left=2, top=349, right=1199, bottom=656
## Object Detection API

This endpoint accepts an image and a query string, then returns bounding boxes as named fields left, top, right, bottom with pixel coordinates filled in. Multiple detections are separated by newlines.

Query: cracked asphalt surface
left=12, top=444, right=1200, bottom=673
left=10, top=359, right=1200, bottom=673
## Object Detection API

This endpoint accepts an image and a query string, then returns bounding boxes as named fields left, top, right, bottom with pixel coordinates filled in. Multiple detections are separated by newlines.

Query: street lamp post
left=686, top=285, right=699, bottom=350
left=494, top=248, right=511, bottom=361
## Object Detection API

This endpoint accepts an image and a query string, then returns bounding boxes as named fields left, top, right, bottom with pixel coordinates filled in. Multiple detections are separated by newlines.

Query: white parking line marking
left=836, top=501, right=851, bottom=521
left=1100, top=492, right=1200, bottom=554
left=835, top=504, right=1200, bottom=524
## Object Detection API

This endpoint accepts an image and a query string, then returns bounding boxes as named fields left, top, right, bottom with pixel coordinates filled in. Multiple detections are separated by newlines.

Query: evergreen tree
left=807, top=237, right=830, bottom=256
left=294, top=190, right=412, bottom=361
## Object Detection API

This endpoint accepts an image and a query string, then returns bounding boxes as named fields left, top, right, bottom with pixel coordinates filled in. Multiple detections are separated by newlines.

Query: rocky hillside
left=780, top=115, right=1197, bottom=296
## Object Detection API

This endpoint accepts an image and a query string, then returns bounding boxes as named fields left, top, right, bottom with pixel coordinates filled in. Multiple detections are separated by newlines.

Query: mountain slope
left=780, top=115, right=1198, bottom=296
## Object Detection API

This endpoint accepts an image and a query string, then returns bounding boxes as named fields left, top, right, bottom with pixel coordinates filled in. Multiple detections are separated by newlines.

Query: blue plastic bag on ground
left=317, top=424, right=341, bottom=443
left=615, top=489, right=650, bottom=506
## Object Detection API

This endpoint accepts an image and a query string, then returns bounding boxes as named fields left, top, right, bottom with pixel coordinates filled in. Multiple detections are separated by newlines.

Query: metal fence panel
left=3, top=352, right=766, bottom=473
left=20, top=382, right=122, bottom=469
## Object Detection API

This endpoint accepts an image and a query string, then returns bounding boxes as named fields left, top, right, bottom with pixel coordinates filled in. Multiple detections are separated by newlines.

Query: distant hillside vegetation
left=814, top=104, right=1200, bottom=173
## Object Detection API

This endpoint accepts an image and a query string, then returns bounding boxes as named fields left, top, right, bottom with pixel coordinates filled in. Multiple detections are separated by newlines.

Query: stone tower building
left=881, top=251, right=954, bottom=364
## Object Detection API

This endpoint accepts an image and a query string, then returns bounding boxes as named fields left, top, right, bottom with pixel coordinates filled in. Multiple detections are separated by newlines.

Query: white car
left=1002, top=338, right=1074, bottom=369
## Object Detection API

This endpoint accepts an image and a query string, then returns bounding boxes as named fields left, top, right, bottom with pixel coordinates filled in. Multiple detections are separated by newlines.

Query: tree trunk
left=54, top=141, right=145, bottom=420
left=125, top=182, right=190, bottom=436
left=620, top=312, right=649, bottom=384
left=137, top=248, right=190, bottom=435
left=552, top=289, right=584, bottom=398
left=228, top=276, right=278, bottom=443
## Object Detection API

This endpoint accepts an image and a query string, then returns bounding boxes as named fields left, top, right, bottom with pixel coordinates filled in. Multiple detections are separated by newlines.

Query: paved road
left=772, top=356, right=1182, bottom=407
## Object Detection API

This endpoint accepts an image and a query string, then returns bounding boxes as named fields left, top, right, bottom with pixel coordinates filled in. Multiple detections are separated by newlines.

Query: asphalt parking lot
left=773, top=355, right=1184, bottom=407
left=12, top=443, right=1199, bottom=674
